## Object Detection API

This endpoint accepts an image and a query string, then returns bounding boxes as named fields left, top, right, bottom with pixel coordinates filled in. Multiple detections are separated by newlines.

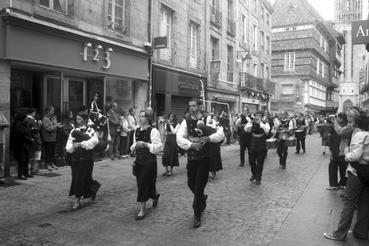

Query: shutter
left=171, top=96, right=189, bottom=121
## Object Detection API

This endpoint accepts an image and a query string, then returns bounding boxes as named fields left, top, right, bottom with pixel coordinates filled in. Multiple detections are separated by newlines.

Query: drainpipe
left=148, top=0, right=154, bottom=108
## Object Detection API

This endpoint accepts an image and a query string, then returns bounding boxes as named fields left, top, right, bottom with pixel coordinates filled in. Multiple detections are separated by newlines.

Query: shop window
left=40, top=0, right=68, bottom=14
left=107, top=0, right=127, bottom=33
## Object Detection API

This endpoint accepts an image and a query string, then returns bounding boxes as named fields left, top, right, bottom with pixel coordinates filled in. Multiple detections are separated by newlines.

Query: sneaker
left=323, top=232, right=345, bottom=241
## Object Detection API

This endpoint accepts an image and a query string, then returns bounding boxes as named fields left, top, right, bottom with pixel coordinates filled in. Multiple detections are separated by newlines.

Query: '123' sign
left=81, top=42, right=113, bottom=69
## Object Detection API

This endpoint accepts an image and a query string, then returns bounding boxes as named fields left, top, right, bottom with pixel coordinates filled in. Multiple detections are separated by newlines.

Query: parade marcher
left=107, top=102, right=121, bottom=160
left=13, top=112, right=33, bottom=180
left=119, top=110, right=130, bottom=159
left=324, top=114, right=369, bottom=241
left=327, top=113, right=349, bottom=190
left=66, top=111, right=101, bottom=210
left=275, top=112, right=294, bottom=169
left=245, top=111, right=270, bottom=185
left=42, top=105, right=63, bottom=171
left=294, top=113, right=308, bottom=154
left=263, top=110, right=275, bottom=158
left=131, top=108, right=162, bottom=220
left=162, top=113, right=179, bottom=176
left=25, top=108, right=42, bottom=175
left=177, top=98, right=224, bottom=228
left=206, top=114, right=223, bottom=180
left=236, top=110, right=252, bottom=167
left=59, top=110, right=75, bottom=165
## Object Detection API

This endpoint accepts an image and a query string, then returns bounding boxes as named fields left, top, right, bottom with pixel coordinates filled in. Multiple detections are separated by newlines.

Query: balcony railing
left=210, top=5, right=222, bottom=28
left=227, top=17, right=236, bottom=36
left=239, top=72, right=275, bottom=95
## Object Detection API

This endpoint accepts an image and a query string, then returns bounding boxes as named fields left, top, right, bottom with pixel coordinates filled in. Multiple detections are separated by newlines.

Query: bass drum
left=286, top=137, right=297, bottom=147
left=266, top=138, right=278, bottom=149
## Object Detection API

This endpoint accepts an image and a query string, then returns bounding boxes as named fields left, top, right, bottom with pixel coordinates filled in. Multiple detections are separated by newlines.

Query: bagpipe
left=71, top=126, right=108, bottom=153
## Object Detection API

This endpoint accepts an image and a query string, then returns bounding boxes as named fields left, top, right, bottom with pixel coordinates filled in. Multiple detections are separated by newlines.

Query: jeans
left=119, top=136, right=129, bottom=156
left=334, top=172, right=369, bottom=240
left=277, top=140, right=288, bottom=166
left=109, top=133, right=120, bottom=157
left=328, top=156, right=348, bottom=187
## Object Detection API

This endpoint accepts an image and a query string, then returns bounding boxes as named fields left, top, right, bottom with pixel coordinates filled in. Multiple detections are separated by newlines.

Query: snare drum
left=286, top=137, right=297, bottom=147
left=278, top=131, right=289, bottom=140
left=266, top=138, right=278, bottom=149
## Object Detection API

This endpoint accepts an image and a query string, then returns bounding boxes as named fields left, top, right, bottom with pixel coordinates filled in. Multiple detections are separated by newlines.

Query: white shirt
left=130, top=127, right=162, bottom=154
left=65, top=126, right=99, bottom=153
left=244, top=121, right=270, bottom=134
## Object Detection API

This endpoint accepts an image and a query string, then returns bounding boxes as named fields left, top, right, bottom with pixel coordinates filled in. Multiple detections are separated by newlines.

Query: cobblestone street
left=0, top=134, right=366, bottom=246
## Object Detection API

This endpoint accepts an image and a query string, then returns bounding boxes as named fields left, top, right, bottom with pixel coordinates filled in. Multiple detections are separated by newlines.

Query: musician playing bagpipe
left=275, top=112, right=294, bottom=169
left=244, top=111, right=270, bottom=185
left=66, top=111, right=101, bottom=210
left=294, top=113, right=308, bottom=154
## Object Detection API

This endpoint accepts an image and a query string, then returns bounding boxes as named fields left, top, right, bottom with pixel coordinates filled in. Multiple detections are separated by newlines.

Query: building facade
left=334, top=0, right=368, bottom=24
left=271, top=0, right=344, bottom=114
left=0, top=0, right=151, bottom=176
left=151, top=0, right=207, bottom=117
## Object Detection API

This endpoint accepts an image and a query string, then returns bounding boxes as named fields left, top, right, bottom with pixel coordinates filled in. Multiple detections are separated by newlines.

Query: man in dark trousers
left=245, top=111, right=270, bottom=185
left=235, top=110, right=252, bottom=167
left=177, top=98, right=224, bottom=228
left=295, top=113, right=308, bottom=154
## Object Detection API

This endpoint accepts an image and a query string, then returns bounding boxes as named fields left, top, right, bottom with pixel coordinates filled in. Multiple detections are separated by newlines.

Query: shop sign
left=352, top=20, right=369, bottom=45
left=81, top=42, right=113, bottom=70
left=178, top=81, right=198, bottom=91
left=153, top=36, right=168, bottom=49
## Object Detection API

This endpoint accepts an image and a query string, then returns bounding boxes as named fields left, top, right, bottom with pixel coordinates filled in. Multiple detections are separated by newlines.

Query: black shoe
left=295, top=151, right=300, bottom=154
left=249, top=176, right=256, bottom=182
left=25, top=175, right=34, bottom=178
left=302, top=150, right=306, bottom=154
left=238, top=164, right=244, bottom=167
left=193, top=217, right=201, bottom=228
left=153, top=194, right=160, bottom=208
left=135, top=213, right=146, bottom=220
left=255, top=180, right=261, bottom=185
left=18, top=176, right=27, bottom=180
left=282, top=165, right=286, bottom=169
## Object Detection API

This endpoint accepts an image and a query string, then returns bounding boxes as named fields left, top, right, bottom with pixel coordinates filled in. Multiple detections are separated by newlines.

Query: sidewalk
left=269, top=156, right=368, bottom=246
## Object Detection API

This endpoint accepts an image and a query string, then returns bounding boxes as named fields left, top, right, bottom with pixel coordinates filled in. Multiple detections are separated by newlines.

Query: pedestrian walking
left=275, top=112, right=294, bottom=169
left=25, top=108, right=42, bottom=175
left=245, top=111, right=270, bottom=185
left=162, top=113, right=179, bottom=176
left=41, top=105, right=63, bottom=171
left=13, top=111, right=33, bottom=180
left=131, top=108, right=162, bottom=220
left=324, top=113, right=369, bottom=241
left=177, top=98, right=224, bottom=228
left=66, top=111, right=101, bottom=210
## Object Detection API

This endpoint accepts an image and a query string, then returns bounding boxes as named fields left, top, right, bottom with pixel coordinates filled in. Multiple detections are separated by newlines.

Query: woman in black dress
left=206, top=115, right=223, bottom=180
left=66, top=111, right=101, bottom=210
left=131, top=108, right=162, bottom=220
left=162, top=113, right=179, bottom=176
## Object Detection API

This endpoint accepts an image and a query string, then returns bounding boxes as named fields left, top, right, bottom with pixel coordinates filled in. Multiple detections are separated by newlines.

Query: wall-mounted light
left=107, top=47, right=113, bottom=52
left=96, top=44, right=103, bottom=49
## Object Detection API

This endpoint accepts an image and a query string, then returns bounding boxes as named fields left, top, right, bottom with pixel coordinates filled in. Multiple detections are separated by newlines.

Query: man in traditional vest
left=244, top=111, right=270, bottom=185
left=235, top=109, right=252, bottom=167
left=177, top=98, right=224, bottom=228
left=295, top=113, right=308, bottom=154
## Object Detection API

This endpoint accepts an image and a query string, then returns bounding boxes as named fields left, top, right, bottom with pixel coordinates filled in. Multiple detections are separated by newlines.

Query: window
left=322, top=62, right=325, bottom=78
left=261, top=7, right=264, bottom=20
left=40, top=0, right=68, bottom=14
left=254, top=64, right=258, bottom=76
left=227, top=45, right=234, bottom=82
left=266, top=36, right=270, bottom=54
left=159, top=7, right=173, bottom=61
left=284, top=52, right=295, bottom=71
left=211, top=36, right=219, bottom=60
left=107, top=0, right=126, bottom=32
left=261, top=63, right=265, bottom=78
left=242, top=15, right=247, bottom=43
left=282, top=84, right=294, bottom=95
left=317, top=58, right=320, bottom=75
left=260, top=31, right=265, bottom=50
left=266, top=66, right=269, bottom=79
left=253, top=25, right=258, bottom=50
left=266, top=13, right=270, bottom=26
left=253, top=0, right=257, bottom=13
left=189, top=23, right=199, bottom=68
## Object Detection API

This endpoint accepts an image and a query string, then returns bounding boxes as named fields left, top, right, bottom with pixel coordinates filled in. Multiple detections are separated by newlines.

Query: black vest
left=135, top=127, right=156, bottom=165
left=71, top=127, right=94, bottom=162
left=186, top=117, right=211, bottom=161
left=251, top=122, right=267, bottom=150
left=296, top=118, right=305, bottom=128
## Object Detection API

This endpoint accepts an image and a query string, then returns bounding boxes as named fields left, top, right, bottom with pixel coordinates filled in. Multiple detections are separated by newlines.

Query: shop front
left=0, top=11, right=150, bottom=176
left=153, top=64, right=205, bottom=118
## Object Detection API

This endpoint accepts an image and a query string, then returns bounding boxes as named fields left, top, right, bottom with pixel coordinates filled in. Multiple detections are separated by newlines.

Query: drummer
left=275, top=112, right=294, bottom=169
left=244, top=111, right=270, bottom=185
left=294, top=113, right=308, bottom=154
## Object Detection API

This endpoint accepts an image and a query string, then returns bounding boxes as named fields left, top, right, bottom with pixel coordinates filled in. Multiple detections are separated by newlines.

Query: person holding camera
left=244, top=111, right=270, bottom=185
left=177, top=98, right=224, bottom=228
left=131, top=108, right=162, bottom=220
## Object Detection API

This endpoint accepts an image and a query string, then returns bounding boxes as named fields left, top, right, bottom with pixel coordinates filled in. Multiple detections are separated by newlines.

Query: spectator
left=127, top=108, right=138, bottom=156
left=25, top=108, right=42, bottom=175
left=119, top=110, right=130, bottom=158
left=107, top=102, right=121, bottom=160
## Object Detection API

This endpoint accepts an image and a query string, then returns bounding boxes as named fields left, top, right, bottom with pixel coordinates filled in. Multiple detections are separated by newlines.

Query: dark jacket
left=24, top=115, right=41, bottom=151
left=13, top=120, right=33, bottom=162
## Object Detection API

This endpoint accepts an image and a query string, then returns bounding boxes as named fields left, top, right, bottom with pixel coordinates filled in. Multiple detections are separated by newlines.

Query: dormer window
left=288, top=5, right=295, bottom=14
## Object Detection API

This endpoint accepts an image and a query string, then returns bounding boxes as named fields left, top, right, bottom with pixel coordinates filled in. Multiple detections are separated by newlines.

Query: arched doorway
left=342, top=99, right=353, bottom=113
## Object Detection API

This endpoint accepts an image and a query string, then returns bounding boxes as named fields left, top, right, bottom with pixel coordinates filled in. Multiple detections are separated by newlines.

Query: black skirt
left=69, top=160, right=95, bottom=199
left=209, top=143, right=223, bottom=172
left=162, top=135, right=179, bottom=167
left=136, top=161, right=157, bottom=202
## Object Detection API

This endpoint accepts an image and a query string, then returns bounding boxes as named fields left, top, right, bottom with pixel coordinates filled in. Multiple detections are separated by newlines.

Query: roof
left=261, top=0, right=273, bottom=13
left=272, top=0, right=323, bottom=28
